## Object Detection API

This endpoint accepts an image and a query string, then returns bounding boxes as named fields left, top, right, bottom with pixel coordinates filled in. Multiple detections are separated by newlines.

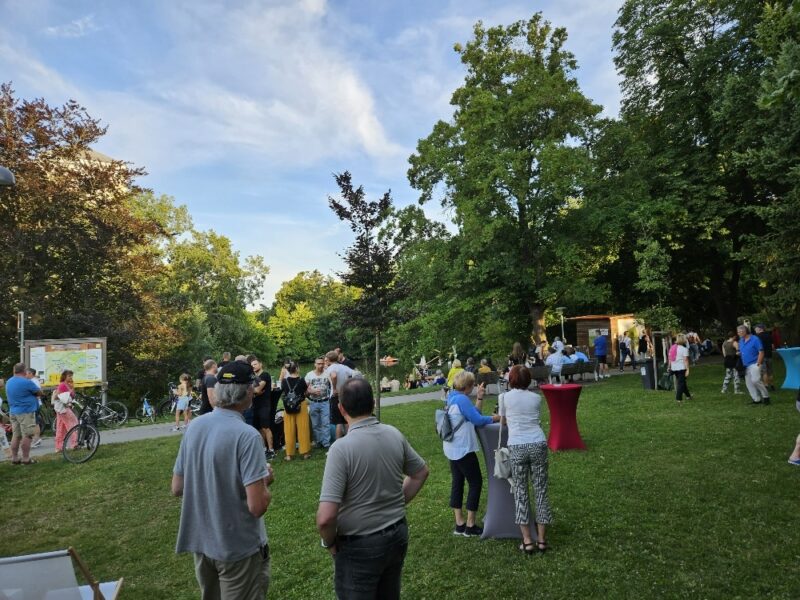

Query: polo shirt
left=739, top=335, right=763, bottom=367
left=174, top=408, right=268, bottom=562
left=5, top=376, right=40, bottom=414
left=319, top=416, right=426, bottom=536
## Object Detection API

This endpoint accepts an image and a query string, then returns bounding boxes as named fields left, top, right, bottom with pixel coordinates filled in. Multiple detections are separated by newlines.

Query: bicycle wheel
left=96, top=401, right=128, bottom=428
left=157, top=398, right=174, bottom=417
left=62, top=423, right=100, bottom=463
left=105, top=401, right=128, bottom=427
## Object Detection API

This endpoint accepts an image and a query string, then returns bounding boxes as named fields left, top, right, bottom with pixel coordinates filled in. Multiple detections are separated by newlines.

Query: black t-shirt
left=199, top=373, right=217, bottom=415
left=341, top=358, right=356, bottom=370
left=281, top=376, right=308, bottom=405
left=757, top=332, right=773, bottom=358
left=253, top=371, right=272, bottom=407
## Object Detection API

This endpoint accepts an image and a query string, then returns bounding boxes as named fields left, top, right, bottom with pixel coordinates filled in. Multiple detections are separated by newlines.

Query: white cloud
left=44, top=14, right=98, bottom=38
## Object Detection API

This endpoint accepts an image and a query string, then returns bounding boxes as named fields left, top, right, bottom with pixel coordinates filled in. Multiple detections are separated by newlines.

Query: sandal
left=21, top=459, right=37, bottom=465
left=11, top=459, right=21, bottom=465
left=284, top=456, right=293, bottom=462
left=537, top=541, right=550, bottom=553
left=519, top=542, right=536, bottom=555
left=303, top=454, right=312, bottom=460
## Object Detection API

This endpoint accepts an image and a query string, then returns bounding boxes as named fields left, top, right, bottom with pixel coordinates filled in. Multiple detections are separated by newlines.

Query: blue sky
left=0, top=0, right=623, bottom=305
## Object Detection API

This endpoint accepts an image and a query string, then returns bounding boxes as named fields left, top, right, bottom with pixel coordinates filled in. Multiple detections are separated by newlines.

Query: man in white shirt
left=324, top=350, right=355, bottom=440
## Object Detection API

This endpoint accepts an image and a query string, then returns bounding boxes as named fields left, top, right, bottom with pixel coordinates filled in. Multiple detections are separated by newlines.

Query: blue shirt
left=442, top=390, right=493, bottom=461
left=574, top=351, right=589, bottom=362
left=738, top=335, right=763, bottom=367
left=5, top=376, right=40, bottom=415
left=594, top=335, right=607, bottom=355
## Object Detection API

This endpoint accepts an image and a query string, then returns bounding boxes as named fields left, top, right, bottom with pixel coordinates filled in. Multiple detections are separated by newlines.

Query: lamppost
left=0, top=165, right=15, bottom=187
left=555, top=307, right=566, bottom=342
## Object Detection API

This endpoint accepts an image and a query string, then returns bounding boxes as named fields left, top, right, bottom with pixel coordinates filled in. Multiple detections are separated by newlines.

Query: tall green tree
left=329, top=172, right=399, bottom=417
left=610, top=0, right=768, bottom=328
left=408, top=14, right=603, bottom=344
left=0, top=83, right=166, bottom=387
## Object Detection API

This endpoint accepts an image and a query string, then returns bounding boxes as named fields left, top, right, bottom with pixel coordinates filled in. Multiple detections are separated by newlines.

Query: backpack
left=283, top=379, right=303, bottom=414
left=435, top=402, right=465, bottom=442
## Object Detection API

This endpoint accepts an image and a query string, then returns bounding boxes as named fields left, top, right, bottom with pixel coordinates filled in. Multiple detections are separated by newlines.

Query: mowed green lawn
left=3, top=363, right=799, bottom=599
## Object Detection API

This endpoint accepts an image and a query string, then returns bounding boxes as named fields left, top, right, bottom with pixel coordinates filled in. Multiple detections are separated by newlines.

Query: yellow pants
left=283, top=400, right=311, bottom=456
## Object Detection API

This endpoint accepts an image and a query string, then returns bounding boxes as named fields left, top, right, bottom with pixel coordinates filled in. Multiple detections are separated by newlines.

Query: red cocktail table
left=540, top=384, right=586, bottom=451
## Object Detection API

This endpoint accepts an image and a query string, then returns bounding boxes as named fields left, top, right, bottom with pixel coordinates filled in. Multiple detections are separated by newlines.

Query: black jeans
left=674, top=369, right=691, bottom=401
left=334, top=520, right=408, bottom=600
left=449, top=452, right=482, bottom=512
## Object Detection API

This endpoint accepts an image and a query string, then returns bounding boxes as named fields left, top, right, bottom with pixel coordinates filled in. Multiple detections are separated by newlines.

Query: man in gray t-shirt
left=172, top=361, right=274, bottom=599
left=324, top=350, right=355, bottom=440
left=317, top=379, right=429, bottom=600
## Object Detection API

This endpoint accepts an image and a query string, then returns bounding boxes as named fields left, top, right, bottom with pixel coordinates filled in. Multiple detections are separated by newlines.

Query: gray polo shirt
left=174, top=408, right=268, bottom=562
left=319, top=416, right=427, bottom=536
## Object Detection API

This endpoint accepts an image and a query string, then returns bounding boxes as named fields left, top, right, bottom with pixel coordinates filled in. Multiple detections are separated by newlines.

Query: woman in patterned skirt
left=499, top=365, right=553, bottom=554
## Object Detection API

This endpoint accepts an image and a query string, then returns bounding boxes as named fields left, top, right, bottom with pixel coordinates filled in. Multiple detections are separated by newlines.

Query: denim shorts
left=176, top=396, right=191, bottom=411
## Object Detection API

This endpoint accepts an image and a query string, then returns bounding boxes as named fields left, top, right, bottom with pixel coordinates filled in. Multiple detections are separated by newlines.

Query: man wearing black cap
left=172, top=358, right=273, bottom=598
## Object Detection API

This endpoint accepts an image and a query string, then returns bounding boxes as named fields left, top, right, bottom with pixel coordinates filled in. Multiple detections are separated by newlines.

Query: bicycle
left=74, top=392, right=129, bottom=428
left=62, top=399, right=100, bottom=464
left=158, top=383, right=201, bottom=417
left=135, top=394, right=157, bottom=423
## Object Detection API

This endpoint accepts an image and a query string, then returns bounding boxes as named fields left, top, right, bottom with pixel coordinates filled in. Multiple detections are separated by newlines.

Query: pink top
left=57, top=382, right=74, bottom=397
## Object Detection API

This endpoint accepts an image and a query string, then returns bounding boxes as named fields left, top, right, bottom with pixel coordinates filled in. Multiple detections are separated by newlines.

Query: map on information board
left=27, top=339, right=106, bottom=388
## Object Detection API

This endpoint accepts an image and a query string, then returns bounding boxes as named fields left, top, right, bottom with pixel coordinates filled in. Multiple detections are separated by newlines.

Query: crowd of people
left=172, top=353, right=430, bottom=599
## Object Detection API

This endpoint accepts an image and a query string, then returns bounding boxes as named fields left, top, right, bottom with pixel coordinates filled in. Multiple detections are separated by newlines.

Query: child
left=53, top=369, right=80, bottom=452
left=173, top=374, right=192, bottom=431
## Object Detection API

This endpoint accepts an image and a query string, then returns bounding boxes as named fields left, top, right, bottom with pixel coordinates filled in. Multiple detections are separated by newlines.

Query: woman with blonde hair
left=669, top=333, right=692, bottom=403
left=446, top=359, right=464, bottom=388
left=443, top=370, right=500, bottom=536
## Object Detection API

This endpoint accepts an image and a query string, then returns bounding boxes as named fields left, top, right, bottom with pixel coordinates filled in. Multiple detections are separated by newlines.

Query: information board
left=24, top=338, right=107, bottom=388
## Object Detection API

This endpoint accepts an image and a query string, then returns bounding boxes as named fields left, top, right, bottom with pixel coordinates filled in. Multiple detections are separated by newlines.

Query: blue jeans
left=334, top=520, right=408, bottom=600
left=308, top=400, right=331, bottom=448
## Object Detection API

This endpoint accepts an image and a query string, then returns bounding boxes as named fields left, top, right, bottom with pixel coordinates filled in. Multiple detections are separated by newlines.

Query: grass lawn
left=3, top=363, right=799, bottom=599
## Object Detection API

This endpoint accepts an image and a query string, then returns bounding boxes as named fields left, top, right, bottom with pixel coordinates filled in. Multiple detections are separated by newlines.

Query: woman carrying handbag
left=499, top=365, right=553, bottom=554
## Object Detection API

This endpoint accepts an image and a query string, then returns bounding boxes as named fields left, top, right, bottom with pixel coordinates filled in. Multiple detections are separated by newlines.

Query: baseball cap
left=216, top=360, right=254, bottom=384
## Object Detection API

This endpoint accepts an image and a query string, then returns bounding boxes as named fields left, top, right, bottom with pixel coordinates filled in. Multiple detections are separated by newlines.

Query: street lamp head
left=555, top=306, right=566, bottom=316
left=0, top=166, right=16, bottom=187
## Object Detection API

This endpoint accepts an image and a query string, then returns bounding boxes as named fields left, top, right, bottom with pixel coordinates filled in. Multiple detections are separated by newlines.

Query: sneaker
left=788, top=458, right=800, bottom=466
left=31, top=439, right=42, bottom=448
left=750, top=401, right=762, bottom=405
left=734, top=390, right=743, bottom=395
left=453, top=523, right=466, bottom=536
left=171, top=426, right=180, bottom=431
left=464, top=525, right=483, bottom=537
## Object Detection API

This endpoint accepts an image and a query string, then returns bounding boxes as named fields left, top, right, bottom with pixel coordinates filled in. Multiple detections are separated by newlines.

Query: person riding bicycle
left=173, top=374, right=193, bottom=432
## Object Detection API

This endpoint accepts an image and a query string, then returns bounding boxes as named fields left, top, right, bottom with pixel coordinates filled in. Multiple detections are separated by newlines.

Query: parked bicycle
left=73, top=392, right=128, bottom=428
left=62, top=399, right=100, bottom=464
left=135, top=394, right=157, bottom=423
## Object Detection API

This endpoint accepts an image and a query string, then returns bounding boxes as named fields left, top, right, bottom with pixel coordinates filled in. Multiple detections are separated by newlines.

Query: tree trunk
left=529, top=304, right=546, bottom=343
left=375, top=330, right=381, bottom=420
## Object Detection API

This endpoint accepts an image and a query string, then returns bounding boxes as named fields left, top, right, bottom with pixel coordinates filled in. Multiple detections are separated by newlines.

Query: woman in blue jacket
left=443, top=370, right=500, bottom=537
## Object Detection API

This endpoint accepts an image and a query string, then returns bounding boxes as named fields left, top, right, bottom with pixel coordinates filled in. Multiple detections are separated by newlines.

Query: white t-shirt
left=545, top=352, right=566, bottom=374
left=499, top=389, right=546, bottom=446
left=670, top=344, right=689, bottom=372
left=324, top=363, right=355, bottom=396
